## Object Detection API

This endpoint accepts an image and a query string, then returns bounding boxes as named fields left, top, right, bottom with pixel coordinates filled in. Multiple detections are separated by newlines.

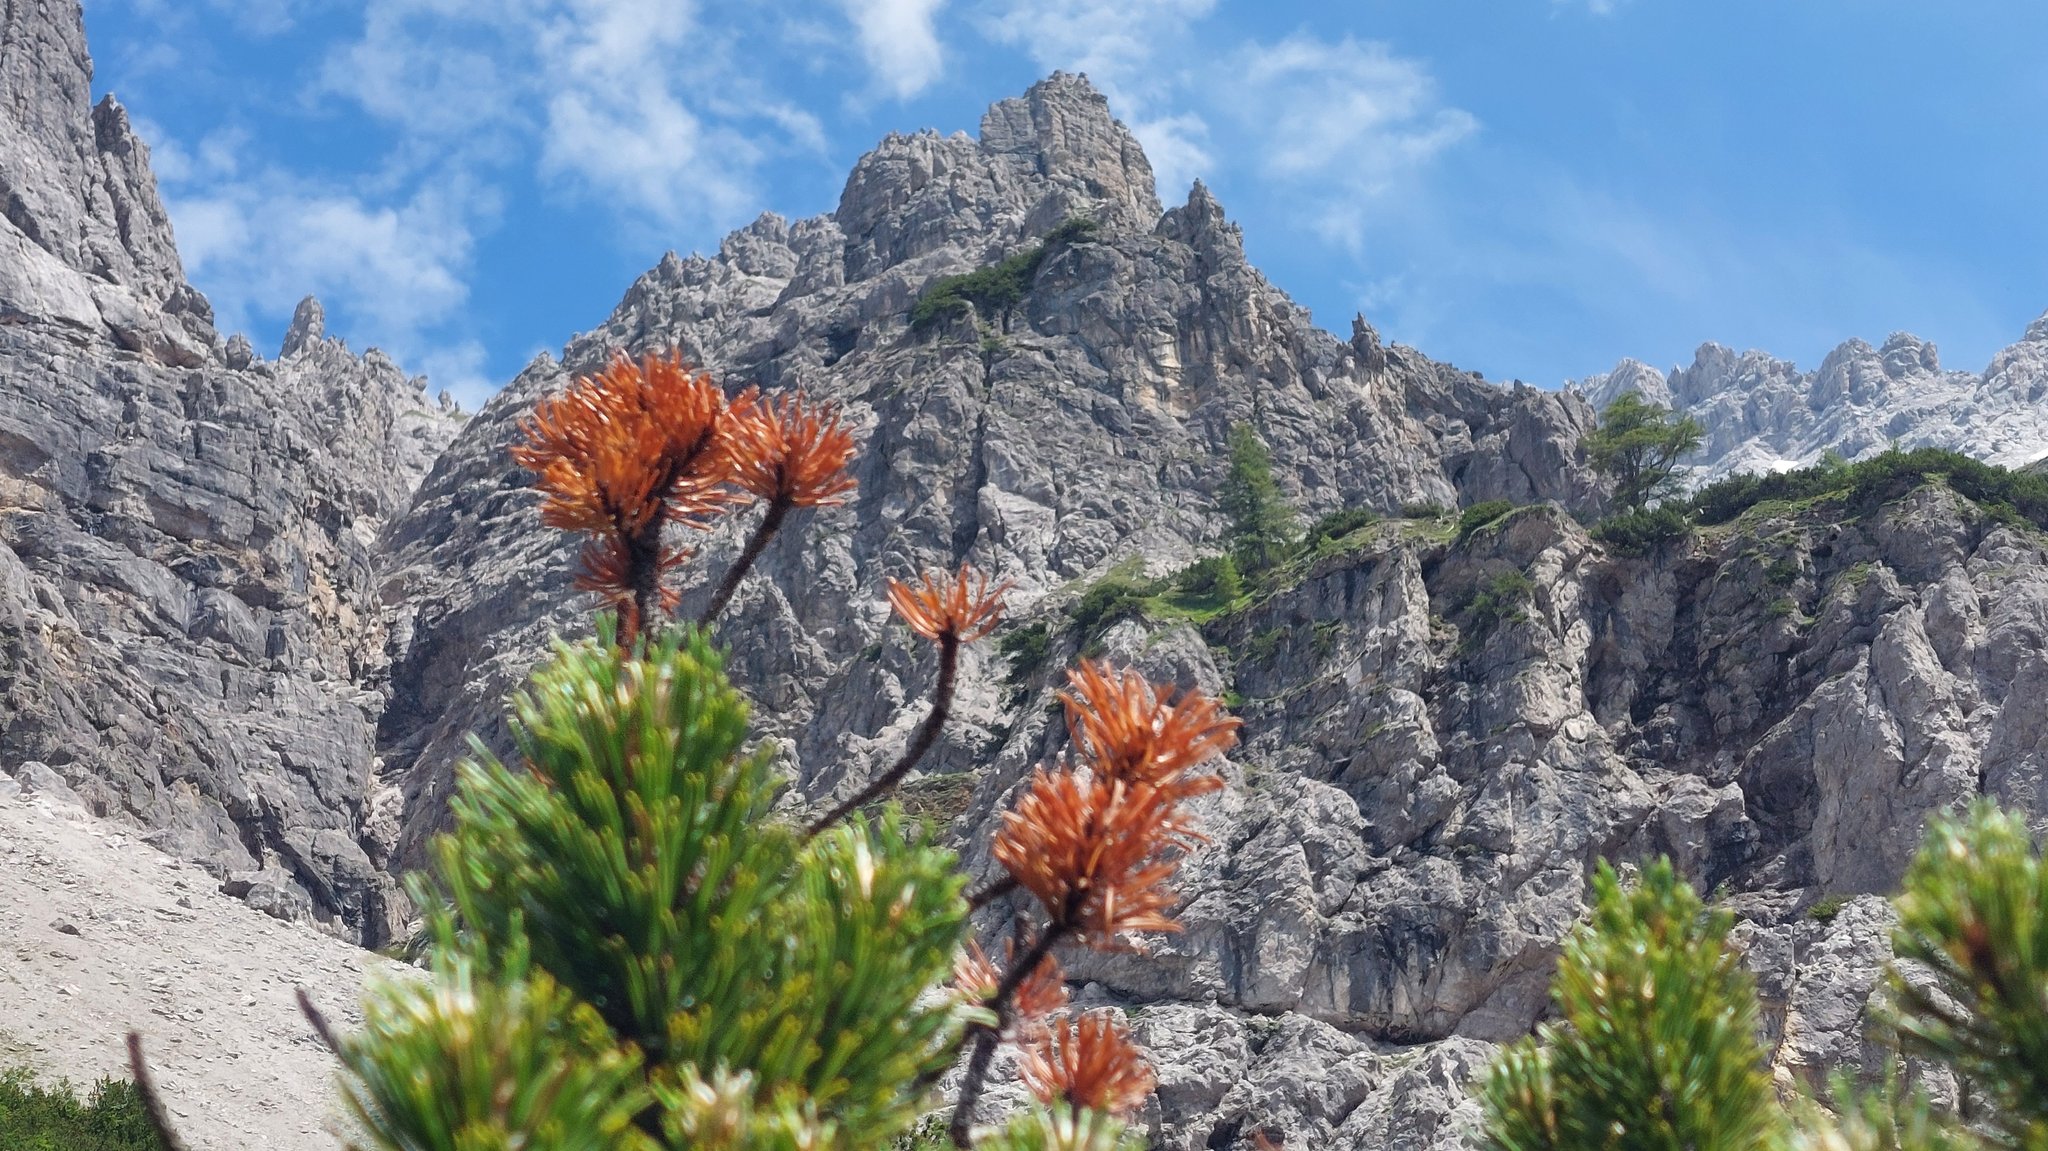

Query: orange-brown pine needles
left=953, top=940, right=1069, bottom=1026
left=1018, top=1011, right=1156, bottom=1118
left=510, top=351, right=859, bottom=638
left=724, top=390, right=859, bottom=508
left=1059, top=662, right=1239, bottom=794
left=993, top=767, right=1197, bottom=943
left=991, top=664, right=1236, bottom=942
left=887, top=564, right=1011, bottom=643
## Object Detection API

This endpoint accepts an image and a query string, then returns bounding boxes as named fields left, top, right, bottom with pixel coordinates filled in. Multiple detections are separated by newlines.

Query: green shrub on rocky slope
left=1479, top=802, right=2048, bottom=1151
left=0, top=1068, right=164, bottom=1151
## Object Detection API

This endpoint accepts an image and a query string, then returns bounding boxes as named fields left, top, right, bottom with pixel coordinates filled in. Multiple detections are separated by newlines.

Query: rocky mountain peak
left=282, top=294, right=328, bottom=357
left=1878, top=330, right=1939, bottom=377
left=978, top=71, right=1162, bottom=226
left=0, top=0, right=187, bottom=306
left=832, top=72, right=1167, bottom=284
left=1578, top=312, right=2048, bottom=480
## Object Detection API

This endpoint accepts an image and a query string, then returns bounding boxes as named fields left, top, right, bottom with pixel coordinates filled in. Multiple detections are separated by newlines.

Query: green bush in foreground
left=1478, top=859, right=1785, bottom=1151
left=1480, top=802, right=2048, bottom=1151
left=0, top=1068, right=165, bottom=1151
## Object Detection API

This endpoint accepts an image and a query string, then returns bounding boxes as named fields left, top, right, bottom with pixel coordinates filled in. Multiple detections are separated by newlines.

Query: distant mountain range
left=1577, top=319, right=2048, bottom=481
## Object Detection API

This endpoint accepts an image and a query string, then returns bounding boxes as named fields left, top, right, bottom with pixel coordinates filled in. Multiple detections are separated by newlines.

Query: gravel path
left=0, top=783, right=412, bottom=1151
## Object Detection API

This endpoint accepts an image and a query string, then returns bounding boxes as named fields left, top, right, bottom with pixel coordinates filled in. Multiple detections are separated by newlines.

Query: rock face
left=373, top=73, right=1604, bottom=876
left=0, top=0, right=462, bottom=945
left=368, top=69, right=2048, bottom=1151
left=9, top=9, right=2048, bottom=1150
left=1578, top=324, right=2048, bottom=481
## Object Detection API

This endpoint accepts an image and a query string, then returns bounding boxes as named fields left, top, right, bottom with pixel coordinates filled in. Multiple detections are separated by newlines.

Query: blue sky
left=79, top=0, right=2048, bottom=407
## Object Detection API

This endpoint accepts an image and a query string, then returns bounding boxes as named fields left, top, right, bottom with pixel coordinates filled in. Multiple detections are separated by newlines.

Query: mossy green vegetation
left=0, top=1068, right=165, bottom=1151
left=1303, top=507, right=1380, bottom=554
left=1457, top=500, right=1517, bottom=540
left=1689, top=445, right=2048, bottom=531
left=1807, top=893, right=1848, bottom=922
left=909, top=217, right=1098, bottom=332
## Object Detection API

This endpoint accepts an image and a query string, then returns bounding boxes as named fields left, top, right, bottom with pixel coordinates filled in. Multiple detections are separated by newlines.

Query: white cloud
left=837, top=0, right=949, bottom=99
left=1127, top=113, right=1210, bottom=203
left=153, top=125, right=491, bottom=400
left=1230, top=34, right=1477, bottom=243
left=316, top=0, right=819, bottom=233
left=982, top=0, right=1212, bottom=89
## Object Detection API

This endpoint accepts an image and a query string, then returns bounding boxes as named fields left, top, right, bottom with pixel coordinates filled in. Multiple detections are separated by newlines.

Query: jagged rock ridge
left=372, top=72, right=1604, bottom=878
left=1577, top=322, right=2048, bottom=481
left=0, top=0, right=463, bottom=945
left=3, top=6, right=2048, bottom=1150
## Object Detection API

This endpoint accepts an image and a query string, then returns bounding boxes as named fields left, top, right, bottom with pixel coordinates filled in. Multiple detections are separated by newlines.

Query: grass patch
left=1808, top=893, right=1849, bottom=922
left=0, top=1066, right=166, bottom=1151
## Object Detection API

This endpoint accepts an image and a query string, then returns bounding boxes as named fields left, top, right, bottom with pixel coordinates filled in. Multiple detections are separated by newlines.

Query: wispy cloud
left=318, top=0, right=819, bottom=233
left=148, top=116, right=495, bottom=399
left=837, top=0, right=949, bottom=98
left=1229, top=33, right=1477, bottom=244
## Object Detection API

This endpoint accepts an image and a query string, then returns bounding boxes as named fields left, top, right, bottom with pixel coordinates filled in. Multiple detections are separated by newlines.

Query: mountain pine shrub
left=122, top=351, right=1240, bottom=1151
left=1479, top=802, right=2048, bottom=1151
left=1477, top=858, right=1787, bottom=1151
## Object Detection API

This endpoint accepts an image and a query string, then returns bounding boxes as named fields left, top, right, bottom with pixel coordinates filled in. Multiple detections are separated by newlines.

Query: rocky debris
left=0, top=784, right=409, bottom=1151
left=1578, top=317, right=2048, bottom=480
left=0, top=0, right=465, bottom=943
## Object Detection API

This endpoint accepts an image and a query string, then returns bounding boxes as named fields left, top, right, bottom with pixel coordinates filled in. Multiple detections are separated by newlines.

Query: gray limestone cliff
left=5, top=8, right=2048, bottom=1149
left=0, top=0, right=463, bottom=945
left=372, top=74, right=1605, bottom=881
left=367, top=71, right=2048, bottom=1150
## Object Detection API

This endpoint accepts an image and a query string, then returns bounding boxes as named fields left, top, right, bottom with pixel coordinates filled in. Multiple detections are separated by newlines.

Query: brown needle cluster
left=1059, top=661, right=1240, bottom=793
left=993, top=662, right=1238, bottom=944
left=952, top=662, right=1238, bottom=1144
left=887, top=563, right=1012, bottom=642
left=510, top=351, right=859, bottom=640
left=1017, top=1011, right=1156, bottom=1119
left=953, top=939, right=1069, bottom=1026
left=724, top=390, right=859, bottom=508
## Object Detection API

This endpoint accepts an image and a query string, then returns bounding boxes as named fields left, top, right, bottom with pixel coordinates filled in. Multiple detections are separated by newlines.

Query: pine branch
left=967, top=874, right=1019, bottom=911
left=949, top=917, right=1072, bottom=1148
left=700, top=497, right=791, bottom=627
left=805, top=634, right=959, bottom=838
left=296, top=986, right=342, bottom=1056
left=125, top=1033, right=194, bottom=1151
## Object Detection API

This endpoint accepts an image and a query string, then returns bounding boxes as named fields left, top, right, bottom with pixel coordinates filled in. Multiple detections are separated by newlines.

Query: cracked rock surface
left=3, top=5, right=2047, bottom=1148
